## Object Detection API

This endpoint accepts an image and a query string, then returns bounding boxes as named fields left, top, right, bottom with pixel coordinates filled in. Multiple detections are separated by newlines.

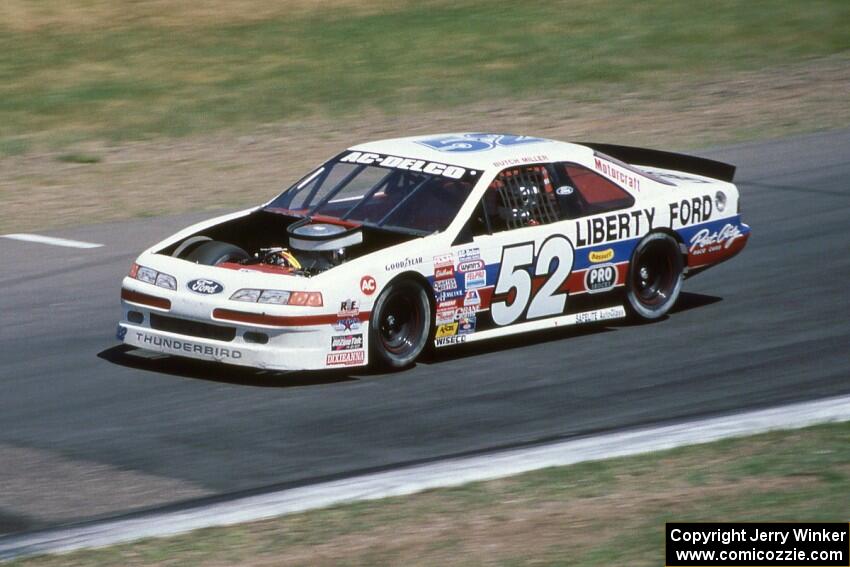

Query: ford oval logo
left=187, top=278, right=224, bottom=295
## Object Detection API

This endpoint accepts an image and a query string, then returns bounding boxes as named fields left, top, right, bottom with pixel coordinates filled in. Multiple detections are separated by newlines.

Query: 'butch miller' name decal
left=340, top=151, right=467, bottom=179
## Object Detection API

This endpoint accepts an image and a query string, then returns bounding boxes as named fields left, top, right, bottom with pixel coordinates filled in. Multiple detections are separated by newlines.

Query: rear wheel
left=369, top=279, right=431, bottom=369
left=626, top=233, right=684, bottom=320
left=184, top=240, right=250, bottom=266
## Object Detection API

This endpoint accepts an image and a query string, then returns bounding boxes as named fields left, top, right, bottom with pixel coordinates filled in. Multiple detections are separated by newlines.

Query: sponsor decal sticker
left=326, top=351, right=365, bottom=366
left=575, top=208, right=656, bottom=246
left=385, top=257, right=423, bottom=271
left=669, top=195, right=713, bottom=227
left=464, top=289, right=481, bottom=307
left=689, top=223, right=743, bottom=255
left=433, top=278, right=458, bottom=292
left=360, top=275, right=377, bottom=295
left=575, top=306, right=626, bottom=324
left=187, top=278, right=224, bottom=295
left=439, top=305, right=476, bottom=324
left=116, top=325, right=127, bottom=340
left=457, top=259, right=485, bottom=272
left=436, top=289, right=464, bottom=301
left=454, top=305, right=477, bottom=319
left=435, top=323, right=458, bottom=338
left=435, top=334, right=467, bottom=347
left=333, top=318, right=361, bottom=332
left=436, top=308, right=456, bottom=325
left=456, top=247, right=480, bottom=262
left=331, top=334, right=364, bottom=351
left=458, top=315, right=476, bottom=334
left=433, top=253, right=453, bottom=268
left=589, top=248, right=615, bottom=263
left=585, top=264, right=618, bottom=293
left=593, top=157, right=642, bottom=191
left=555, top=185, right=574, bottom=196
left=338, top=299, right=360, bottom=318
left=339, top=151, right=466, bottom=179
left=435, top=265, right=454, bottom=280
left=134, top=332, right=242, bottom=359
left=464, top=269, right=486, bottom=289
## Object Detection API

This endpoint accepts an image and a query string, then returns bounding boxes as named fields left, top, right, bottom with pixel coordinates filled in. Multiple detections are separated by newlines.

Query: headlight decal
left=230, top=289, right=322, bottom=306
left=130, top=263, right=178, bottom=290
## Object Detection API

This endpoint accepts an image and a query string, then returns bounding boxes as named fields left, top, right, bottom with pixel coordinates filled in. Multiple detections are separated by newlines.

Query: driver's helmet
left=498, top=182, right=543, bottom=226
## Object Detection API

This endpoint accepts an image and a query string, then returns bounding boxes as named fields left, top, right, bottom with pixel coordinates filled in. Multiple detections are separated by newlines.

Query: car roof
left=348, top=133, right=591, bottom=172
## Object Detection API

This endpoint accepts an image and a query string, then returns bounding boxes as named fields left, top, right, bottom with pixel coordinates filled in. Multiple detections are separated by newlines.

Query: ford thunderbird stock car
left=117, top=133, right=750, bottom=370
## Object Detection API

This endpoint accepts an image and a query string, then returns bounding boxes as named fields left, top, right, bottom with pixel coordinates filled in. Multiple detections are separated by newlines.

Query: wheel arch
left=386, top=270, right=435, bottom=316
left=644, top=227, right=688, bottom=265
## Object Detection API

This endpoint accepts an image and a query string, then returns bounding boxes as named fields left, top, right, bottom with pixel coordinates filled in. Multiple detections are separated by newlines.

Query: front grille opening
left=150, top=313, right=236, bottom=342
left=243, top=331, right=269, bottom=344
left=128, top=311, right=144, bottom=324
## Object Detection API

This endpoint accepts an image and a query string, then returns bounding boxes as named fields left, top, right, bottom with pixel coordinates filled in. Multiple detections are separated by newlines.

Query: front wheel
left=626, top=233, right=684, bottom=320
left=184, top=240, right=250, bottom=266
left=369, top=279, right=431, bottom=369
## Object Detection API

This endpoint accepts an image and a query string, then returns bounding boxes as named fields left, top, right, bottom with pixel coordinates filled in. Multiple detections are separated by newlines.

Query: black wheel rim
left=634, top=242, right=675, bottom=307
left=379, top=290, right=423, bottom=355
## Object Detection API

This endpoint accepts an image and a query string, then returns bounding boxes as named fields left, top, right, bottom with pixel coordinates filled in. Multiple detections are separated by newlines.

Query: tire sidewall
left=369, top=278, right=432, bottom=369
left=185, top=241, right=250, bottom=266
left=626, top=233, right=684, bottom=320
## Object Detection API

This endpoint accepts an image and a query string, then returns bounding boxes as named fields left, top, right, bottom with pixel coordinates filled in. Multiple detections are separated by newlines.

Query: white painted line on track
left=2, top=393, right=849, bottom=561
left=1, top=233, right=103, bottom=249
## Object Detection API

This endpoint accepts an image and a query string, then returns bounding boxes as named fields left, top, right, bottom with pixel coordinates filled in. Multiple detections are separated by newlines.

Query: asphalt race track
left=1, top=130, right=848, bottom=536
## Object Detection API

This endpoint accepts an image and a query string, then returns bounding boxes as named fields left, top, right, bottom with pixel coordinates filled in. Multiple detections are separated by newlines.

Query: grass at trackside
left=1, top=0, right=849, bottom=151
left=11, top=422, right=850, bottom=566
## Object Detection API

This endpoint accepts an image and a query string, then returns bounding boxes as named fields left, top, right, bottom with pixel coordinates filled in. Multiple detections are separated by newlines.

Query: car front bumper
left=117, top=300, right=369, bottom=371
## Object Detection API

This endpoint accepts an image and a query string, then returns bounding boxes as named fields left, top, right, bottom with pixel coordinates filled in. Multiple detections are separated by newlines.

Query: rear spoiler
left=577, top=142, right=736, bottom=182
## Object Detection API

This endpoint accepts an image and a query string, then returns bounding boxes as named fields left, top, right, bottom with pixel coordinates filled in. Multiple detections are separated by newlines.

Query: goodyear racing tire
left=626, top=232, right=684, bottom=320
left=369, top=278, right=431, bottom=369
left=184, top=240, right=250, bottom=266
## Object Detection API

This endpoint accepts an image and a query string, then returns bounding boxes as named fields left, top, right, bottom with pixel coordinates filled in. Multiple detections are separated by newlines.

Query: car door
left=447, top=161, right=643, bottom=339
left=547, top=161, right=645, bottom=309
left=446, top=163, right=573, bottom=338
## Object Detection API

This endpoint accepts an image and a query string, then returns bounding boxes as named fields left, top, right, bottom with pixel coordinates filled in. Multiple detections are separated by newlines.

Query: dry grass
left=0, top=0, right=420, bottom=31
left=1, top=54, right=848, bottom=233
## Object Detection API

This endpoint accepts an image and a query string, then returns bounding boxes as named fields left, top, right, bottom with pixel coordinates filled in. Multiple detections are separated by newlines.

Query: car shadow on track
left=671, top=291, right=723, bottom=313
left=423, top=291, right=722, bottom=363
left=97, top=345, right=362, bottom=388
left=608, top=290, right=723, bottom=328
left=99, top=292, right=721, bottom=387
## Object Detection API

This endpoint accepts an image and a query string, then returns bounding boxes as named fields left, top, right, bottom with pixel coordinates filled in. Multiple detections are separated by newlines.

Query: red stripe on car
left=121, top=288, right=171, bottom=310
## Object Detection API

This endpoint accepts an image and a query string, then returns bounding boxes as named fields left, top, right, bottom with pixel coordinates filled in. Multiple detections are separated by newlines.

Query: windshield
left=265, top=151, right=480, bottom=234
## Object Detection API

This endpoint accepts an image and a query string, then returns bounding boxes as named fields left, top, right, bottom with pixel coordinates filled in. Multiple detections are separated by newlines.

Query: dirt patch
left=1, top=54, right=848, bottom=233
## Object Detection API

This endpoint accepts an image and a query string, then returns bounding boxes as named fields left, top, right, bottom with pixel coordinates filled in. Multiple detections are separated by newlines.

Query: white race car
left=118, top=133, right=750, bottom=371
